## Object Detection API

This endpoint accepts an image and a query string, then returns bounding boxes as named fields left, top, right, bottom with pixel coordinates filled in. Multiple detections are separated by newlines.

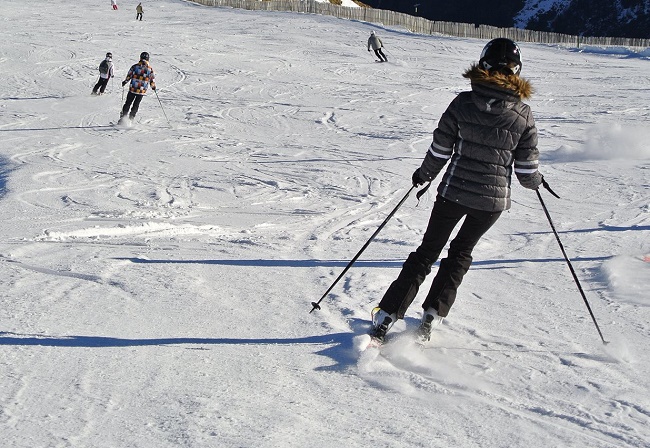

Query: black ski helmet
left=479, top=38, right=522, bottom=75
left=140, top=51, right=150, bottom=61
left=106, top=52, right=112, bottom=58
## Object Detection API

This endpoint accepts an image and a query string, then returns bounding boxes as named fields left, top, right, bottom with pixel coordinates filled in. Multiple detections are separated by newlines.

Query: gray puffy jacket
left=368, top=35, right=383, bottom=51
left=418, top=65, right=542, bottom=212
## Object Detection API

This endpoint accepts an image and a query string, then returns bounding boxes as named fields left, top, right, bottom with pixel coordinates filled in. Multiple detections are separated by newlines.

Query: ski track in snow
left=0, top=0, right=649, bottom=447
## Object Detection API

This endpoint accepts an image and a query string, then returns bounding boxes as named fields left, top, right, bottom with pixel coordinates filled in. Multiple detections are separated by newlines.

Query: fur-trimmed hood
left=463, top=64, right=533, bottom=100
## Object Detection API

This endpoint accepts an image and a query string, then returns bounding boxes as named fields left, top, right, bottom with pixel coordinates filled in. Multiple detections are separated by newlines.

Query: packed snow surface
left=0, top=0, right=649, bottom=447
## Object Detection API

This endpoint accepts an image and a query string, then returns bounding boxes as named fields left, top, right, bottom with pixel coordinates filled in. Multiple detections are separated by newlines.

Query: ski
left=367, top=334, right=385, bottom=349
left=111, top=117, right=134, bottom=128
left=359, top=330, right=429, bottom=353
left=357, top=333, right=387, bottom=352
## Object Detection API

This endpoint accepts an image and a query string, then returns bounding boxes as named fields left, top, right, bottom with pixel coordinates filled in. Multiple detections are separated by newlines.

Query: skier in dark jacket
left=119, top=51, right=156, bottom=124
left=92, top=52, right=114, bottom=95
left=370, top=38, right=543, bottom=342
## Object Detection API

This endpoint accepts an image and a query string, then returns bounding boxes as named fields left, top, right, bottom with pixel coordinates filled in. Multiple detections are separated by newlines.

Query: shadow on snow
left=0, top=125, right=115, bottom=132
left=0, top=331, right=346, bottom=348
left=113, top=256, right=611, bottom=268
left=0, top=156, right=12, bottom=200
left=0, top=330, right=361, bottom=371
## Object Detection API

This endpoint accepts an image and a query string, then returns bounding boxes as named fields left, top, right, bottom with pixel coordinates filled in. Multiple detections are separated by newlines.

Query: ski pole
left=154, top=89, right=170, bottom=126
left=310, top=185, right=418, bottom=313
left=536, top=186, right=608, bottom=345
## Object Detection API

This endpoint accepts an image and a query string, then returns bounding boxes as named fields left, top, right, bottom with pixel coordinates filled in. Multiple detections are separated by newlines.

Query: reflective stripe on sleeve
left=428, top=141, right=453, bottom=159
left=514, top=167, right=539, bottom=174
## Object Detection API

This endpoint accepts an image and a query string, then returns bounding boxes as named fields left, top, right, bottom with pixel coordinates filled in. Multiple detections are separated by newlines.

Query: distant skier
left=369, top=38, right=544, bottom=343
left=92, top=52, right=114, bottom=96
left=136, top=3, right=143, bottom=21
left=111, top=0, right=118, bottom=10
left=119, top=52, right=156, bottom=124
left=367, top=31, right=387, bottom=63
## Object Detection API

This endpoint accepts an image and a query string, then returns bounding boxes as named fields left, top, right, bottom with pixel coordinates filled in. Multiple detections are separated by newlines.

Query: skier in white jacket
left=367, top=31, right=387, bottom=62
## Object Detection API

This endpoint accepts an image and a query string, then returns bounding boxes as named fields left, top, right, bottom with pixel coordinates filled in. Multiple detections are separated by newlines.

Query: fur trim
left=463, top=64, right=533, bottom=100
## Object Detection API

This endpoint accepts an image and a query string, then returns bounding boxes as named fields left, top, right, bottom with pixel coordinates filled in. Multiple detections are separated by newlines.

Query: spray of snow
left=550, top=122, right=650, bottom=161
left=602, top=255, right=650, bottom=306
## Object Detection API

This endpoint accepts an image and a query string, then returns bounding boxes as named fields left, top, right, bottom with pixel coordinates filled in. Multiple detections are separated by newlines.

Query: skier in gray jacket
left=367, top=31, right=387, bottom=62
left=92, top=52, right=114, bottom=95
left=370, top=38, right=543, bottom=342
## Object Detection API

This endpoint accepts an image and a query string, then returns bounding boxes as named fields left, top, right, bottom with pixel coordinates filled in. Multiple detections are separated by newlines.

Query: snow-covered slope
left=1, top=0, right=649, bottom=447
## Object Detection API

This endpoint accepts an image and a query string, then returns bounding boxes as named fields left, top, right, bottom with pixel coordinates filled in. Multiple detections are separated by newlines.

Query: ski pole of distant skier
left=310, top=185, right=419, bottom=313
left=536, top=182, right=608, bottom=344
left=154, top=89, right=170, bottom=126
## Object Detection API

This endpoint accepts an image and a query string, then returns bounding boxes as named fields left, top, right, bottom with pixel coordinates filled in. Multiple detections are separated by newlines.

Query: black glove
left=121, top=80, right=127, bottom=87
left=412, top=168, right=427, bottom=187
left=152, top=86, right=156, bottom=91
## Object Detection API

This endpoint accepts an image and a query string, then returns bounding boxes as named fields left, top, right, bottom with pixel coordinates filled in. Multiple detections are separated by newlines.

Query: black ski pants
left=378, top=195, right=501, bottom=319
left=121, top=92, right=144, bottom=119
left=374, top=48, right=387, bottom=62
left=92, top=77, right=109, bottom=94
